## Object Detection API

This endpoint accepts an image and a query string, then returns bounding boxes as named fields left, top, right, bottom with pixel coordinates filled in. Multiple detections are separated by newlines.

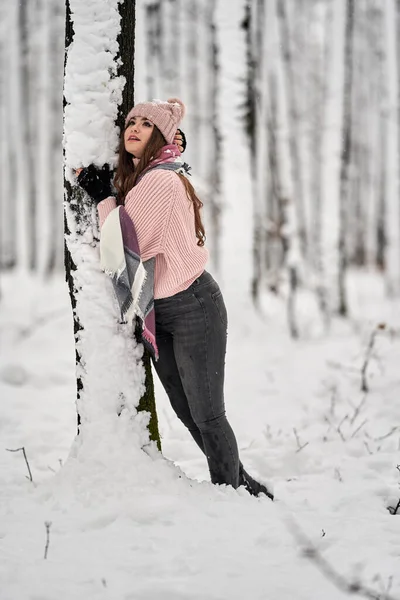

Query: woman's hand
left=76, top=164, right=113, bottom=205
left=174, top=129, right=187, bottom=153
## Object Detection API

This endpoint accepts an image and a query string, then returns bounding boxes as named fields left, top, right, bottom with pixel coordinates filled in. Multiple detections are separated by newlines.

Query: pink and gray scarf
left=99, top=145, right=190, bottom=360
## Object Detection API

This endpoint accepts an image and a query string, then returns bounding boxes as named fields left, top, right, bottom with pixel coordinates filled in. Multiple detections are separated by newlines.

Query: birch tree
left=320, top=0, right=346, bottom=317
left=63, top=0, right=160, bottom=447
left=276, top=0, right=307, bottom=257
left=204, top=0, right=222, bottom=273
left=384, top=0, right=400, bottom=295
left=19, top=0, right=38, bottom=271
left=337, top=0, right=355, bottom=316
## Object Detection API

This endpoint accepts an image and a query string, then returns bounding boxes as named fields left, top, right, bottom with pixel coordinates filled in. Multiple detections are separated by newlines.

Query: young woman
left=77, top=98, right=273, bottom=500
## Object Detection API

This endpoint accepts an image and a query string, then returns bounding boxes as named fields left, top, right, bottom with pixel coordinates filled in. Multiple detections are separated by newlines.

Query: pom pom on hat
left=125, top=98, right=186, bottom=144
left=167, top=98, right=186, bottom=119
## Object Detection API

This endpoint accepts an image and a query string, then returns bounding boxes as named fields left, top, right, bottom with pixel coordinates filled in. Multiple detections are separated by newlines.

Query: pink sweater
left=97, top=169, right=209, bottom=299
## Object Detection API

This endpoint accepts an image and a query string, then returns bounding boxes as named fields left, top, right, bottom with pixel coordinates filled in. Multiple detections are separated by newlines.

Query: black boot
left=239, top=464, right=274, bottom=501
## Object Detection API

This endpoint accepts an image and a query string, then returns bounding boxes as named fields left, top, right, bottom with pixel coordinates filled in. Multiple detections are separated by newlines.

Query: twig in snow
left=364, top=441, right=373, bottom=455
left=351, top=418, right=368, bottom=439
left=374, top=427, right=400, bottom=442
left=372, top=574, right=394, bottom=599
left=387, top=500, right=400, bottom=516
left=349, top=395, right=367, bottom=425
left=44, top=522, right=52, bottom=559
left=361, top=323, right=386, bottom=393
left=288, top=520, right=399, bottom=600
left=334, top=468, right=343, bottom=482
left=293, top=428, right=309, bottom=453
left=387, top=466, right=400, bottom=516
left=323, top=415, right=347, bottom=442
left=6, top=446, right=33, bottom=482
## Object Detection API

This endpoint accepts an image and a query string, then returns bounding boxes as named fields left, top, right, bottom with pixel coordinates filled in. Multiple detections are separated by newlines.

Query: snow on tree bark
left=63, top=0, right=160, bottom=448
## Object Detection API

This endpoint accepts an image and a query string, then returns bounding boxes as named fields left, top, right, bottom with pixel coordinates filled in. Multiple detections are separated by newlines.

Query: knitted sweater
left=97, top=169, right=209, bottom=299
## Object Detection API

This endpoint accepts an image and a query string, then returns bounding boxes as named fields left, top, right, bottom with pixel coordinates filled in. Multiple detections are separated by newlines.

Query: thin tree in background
left=276, top=0, right=307, bottom=258
left=144, top=1, right=162, bottom=100
left=242, top=0, right=260, bottom=304
left=310, top=0, right=331, bottom=326
left=19, top=0, right=37, bottom=271
left=63, top=0, right=160, bottom=447
left=45, top=0, right=65, bottom=275
left=337, top=0, right=355, bottom=316
left=265, top=71, right=286, bottom=292
left=205, top=0, right=222, bottom=273
left=384, top=0, right=400, bottom=295
left=187, top=0, right=201, bottom=152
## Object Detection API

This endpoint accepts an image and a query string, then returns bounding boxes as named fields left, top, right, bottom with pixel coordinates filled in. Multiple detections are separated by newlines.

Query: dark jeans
left=152, top=270, right=240, bottom=487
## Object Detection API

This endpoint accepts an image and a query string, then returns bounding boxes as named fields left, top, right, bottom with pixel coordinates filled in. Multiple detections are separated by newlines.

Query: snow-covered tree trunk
left=63, top=0, right=160, bottom=448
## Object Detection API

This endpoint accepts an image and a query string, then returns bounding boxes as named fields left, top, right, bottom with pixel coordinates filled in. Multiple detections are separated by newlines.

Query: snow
left=1, top=270, right=400, bottom=600
left=63, top=0, right=124, bottom=180
left=2, top=1, right=400, bottom=598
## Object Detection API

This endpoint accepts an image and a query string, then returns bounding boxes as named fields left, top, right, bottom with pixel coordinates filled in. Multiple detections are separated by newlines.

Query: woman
left=77, top=98, right=273, bottom=500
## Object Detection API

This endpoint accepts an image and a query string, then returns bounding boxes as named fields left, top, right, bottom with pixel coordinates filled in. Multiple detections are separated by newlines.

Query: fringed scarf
left=99, top=145, right=191, bottom=361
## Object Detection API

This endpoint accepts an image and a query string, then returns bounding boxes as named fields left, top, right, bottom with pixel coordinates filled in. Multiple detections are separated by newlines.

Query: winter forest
left=1, top=0, right=400, bottom=598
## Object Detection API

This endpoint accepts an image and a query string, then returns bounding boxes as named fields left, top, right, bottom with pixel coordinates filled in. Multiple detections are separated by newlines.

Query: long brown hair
left=114, top=125, right=206, bottom=247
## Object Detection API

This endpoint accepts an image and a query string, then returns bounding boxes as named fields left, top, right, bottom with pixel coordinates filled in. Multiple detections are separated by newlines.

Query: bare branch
left=44, top=521, right=52, bottom=559
left=293, top=428, right=310, bottom=453
left=6, top=446, right=33, bottom=482
left=349, top=395, right=367, bottom=425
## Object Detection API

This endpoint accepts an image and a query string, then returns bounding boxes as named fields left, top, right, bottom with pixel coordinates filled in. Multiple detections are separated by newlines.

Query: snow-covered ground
left=1, top=271, right=399, bottom=600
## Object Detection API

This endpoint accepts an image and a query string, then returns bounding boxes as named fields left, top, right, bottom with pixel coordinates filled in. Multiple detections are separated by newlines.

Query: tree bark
left=64, top=0, right=160, bottom=449
left=19, top=0, right=37, bottom=271
left=337, top=0, right=355, bottom=316
left=276, top=0, right=307, bottom=257
left=205, top=0, right=222, bottom=273
left=116, top=0, right=160, bottom=450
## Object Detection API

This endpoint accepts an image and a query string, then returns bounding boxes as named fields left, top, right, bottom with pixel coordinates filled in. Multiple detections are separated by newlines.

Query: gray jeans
left=152, top=270, right=240, bottom=487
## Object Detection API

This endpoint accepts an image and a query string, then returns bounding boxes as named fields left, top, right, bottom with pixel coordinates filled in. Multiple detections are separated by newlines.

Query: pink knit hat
left=125, top=98, right=186, bottom=144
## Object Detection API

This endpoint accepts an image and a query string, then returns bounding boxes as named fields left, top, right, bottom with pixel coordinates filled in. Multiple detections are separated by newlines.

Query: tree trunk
left=337, top=0, right=355, bottom=316
left=311, top=0, right=331, bottom=327
left=384, top=0, right=400, bottom=294
left=276, top=0, right=307, bottom=257
left=145, top=1, right=162, bottom=100
left=205, top=0, right=222, bottom=274
left=45, top=0, right=64, bottom=275
left=116, top=0, right=160, bottom=447
left=64, top=0, right=160, bottom=449
left=19, top=0, right=37, bottom=271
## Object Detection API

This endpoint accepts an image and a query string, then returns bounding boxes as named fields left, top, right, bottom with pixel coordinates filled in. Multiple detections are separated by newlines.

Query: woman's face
left=124, top=116, right=154, bottom=158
